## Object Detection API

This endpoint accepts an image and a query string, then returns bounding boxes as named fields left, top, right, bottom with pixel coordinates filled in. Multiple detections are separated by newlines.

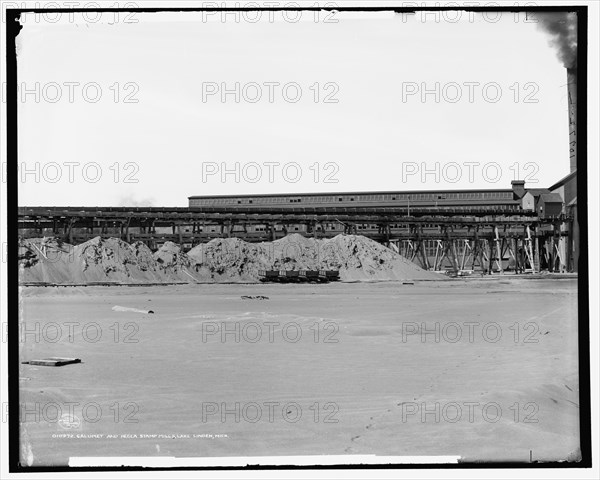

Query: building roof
left=539, top=193, right=563, bottom=204
left=549, top=170, right=577, bottom=191
left=523, top=188, right=550, bottom=197
left=189, top=188, right=513, bottom=199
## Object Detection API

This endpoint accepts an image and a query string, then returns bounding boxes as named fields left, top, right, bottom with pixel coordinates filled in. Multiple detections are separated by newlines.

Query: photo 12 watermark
left=395, top=5, right=540, bottom=24
left=3, top=161, right=140, bottom=184
left=401, top=161, right=540, bottom=185
left=201, top=161, right=339, bottom=184
left=201, top=320, right=339, bottom=344
left=200, top=401, right=340, bottom=424
left=13, top=401, right=141, bottom=427
left=1, top=81, right=140, bottom=104
left=401, top=81, right=539, bottom=104
left=400, top=321, right=544, bottom=344
left=399, top=400, right=540, bottom=424
left=2, top=2, right=140, bottom=24
left=11, top=321, right=140, bottom=344
left=201, top=81, right=339, bottom=104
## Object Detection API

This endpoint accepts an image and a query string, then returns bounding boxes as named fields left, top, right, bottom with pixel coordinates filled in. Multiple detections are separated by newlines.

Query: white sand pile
left=20, top=236, right=165, bottom=284
left=320, top=235, right=435, bottom=281
left=153, top=241, right=199, bottom=281
left=270, top=234, right=437, bottom=281
left=130, top=241, right=155, bottom=272
left=18, top=237, right=76, bottom=284
left=188, top=238, right=266, bottom=282
left=19, top=234, right=441, bottom=284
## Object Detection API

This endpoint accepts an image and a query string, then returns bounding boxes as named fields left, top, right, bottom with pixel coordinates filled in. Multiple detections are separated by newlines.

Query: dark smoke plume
left=535, top=12, right=577, bottom=68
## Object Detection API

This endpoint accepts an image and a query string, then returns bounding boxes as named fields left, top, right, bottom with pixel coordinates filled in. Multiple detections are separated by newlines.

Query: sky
left=13, top=8, right=574, bottom=206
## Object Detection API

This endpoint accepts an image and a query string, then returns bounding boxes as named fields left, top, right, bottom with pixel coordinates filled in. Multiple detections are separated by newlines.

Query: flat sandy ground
left=17, top=277, right=580, bottom=466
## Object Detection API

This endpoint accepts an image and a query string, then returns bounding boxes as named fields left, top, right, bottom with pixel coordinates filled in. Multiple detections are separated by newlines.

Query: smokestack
left=511, top=180, right=526, bottom=199
left=536, top=12, right=578, bottom=173
left=567, top=68, right=577, bottom=173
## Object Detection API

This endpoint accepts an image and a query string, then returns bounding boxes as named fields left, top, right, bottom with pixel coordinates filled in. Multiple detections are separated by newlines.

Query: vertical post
left=534, top=233, right=540, bottom=272
left=494, top=225, right=503, bottom=274
left=433, top=240, right=441, bottom=271
left=566, top=217, right=573, bottom=272
left=126, top=218, right=131, bottom=243
left=525, top=225, right=536, bottom=274
left=461, top=239, right=469, bottom=270
left=272, top=223, right=277, bottom=241
left=419, top=226, right=430, bottom=270
left=556, top=222, right=566, bottom=272
left=509, top=237, right=517, bottom=272
left=451, top=239, right=459, bottom=274
left=67, top=218, right=75, bottom=244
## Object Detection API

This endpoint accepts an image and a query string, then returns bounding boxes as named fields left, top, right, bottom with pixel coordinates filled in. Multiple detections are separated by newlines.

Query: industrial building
left=18, top=171, right=578, bottom=274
